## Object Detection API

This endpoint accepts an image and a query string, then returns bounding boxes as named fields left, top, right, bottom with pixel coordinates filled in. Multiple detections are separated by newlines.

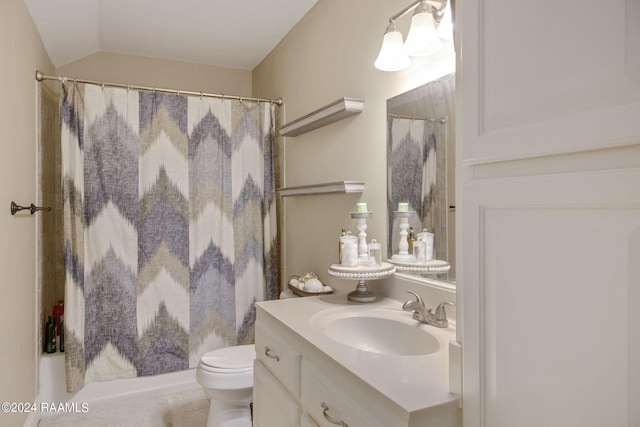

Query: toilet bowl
left=196, top=344, right=256, bottom=427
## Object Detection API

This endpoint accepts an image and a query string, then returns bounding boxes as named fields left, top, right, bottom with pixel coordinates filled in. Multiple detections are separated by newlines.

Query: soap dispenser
left=53, top=300, right=64, bottom=336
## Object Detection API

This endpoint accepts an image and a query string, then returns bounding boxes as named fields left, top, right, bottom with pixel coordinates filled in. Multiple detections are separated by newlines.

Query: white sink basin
left=310, top=307, right=440, bottom=356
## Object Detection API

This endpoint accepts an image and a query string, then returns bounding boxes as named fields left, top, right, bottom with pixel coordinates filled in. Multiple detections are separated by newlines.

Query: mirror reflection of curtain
left=389, top=118, right=428, bottom=217
left=387, top=117, right=446, bottom=258
left=422, top=129, right=438, bottom=233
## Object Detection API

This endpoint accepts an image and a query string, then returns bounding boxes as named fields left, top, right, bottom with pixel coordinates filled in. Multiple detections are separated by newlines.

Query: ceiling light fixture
left=374, top=0, right=450, bottom=72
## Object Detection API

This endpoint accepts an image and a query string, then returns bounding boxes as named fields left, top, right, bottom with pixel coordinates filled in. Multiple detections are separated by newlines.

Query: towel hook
left=10, top=201, right=51, bottom=216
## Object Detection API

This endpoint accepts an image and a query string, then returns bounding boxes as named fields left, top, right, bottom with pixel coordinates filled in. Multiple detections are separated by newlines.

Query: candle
left=356, top=202, right=368, bottom=213
left=398, top=202, right=409, bottom=212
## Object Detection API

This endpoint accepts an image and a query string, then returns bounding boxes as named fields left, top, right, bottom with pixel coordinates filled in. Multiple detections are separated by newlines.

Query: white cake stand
left=389, top=259, right=451, bottom=274
left=328, top=262, right=396, bottom=303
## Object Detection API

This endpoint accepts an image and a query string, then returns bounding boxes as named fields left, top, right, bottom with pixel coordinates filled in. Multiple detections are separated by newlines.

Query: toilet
left=196, top=292, right=298, bottom=426
left=196, top=344, right=256, bottom=427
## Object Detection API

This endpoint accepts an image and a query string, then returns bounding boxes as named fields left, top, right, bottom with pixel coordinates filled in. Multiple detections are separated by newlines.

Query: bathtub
left=39, top=353, right=198, bottom=408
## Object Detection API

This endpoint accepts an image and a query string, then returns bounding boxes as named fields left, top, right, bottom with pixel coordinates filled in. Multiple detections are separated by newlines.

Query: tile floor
left=37, top=387, right=209, bottom=427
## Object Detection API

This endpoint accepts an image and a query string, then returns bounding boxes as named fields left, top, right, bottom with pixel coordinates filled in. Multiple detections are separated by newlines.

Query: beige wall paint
left=0, top=0, right=54, bottom=426
left=57, top=52, right=252, bottom=97
left=253, top=0, right=455, bottom=291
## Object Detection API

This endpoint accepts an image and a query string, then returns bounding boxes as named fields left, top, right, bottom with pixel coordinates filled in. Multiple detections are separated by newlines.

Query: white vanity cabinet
left=253, top=298, right=460, bottom=427
left=254, top=311, right=389, bottom=427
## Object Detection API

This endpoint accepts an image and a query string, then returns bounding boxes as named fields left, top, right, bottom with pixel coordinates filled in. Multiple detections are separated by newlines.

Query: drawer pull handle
left=264, top=346, right=280, bottom=362
left=321, top=401, right=348, bottom=427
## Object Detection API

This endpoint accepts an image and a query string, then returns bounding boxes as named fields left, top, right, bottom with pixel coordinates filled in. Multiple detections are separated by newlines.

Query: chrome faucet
left=402, top=290, right=455, bottom=328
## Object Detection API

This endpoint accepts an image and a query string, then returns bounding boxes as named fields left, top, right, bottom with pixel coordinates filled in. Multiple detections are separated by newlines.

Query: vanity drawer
left=255, top=320, right=302, bottom=397
left=301, top=359, right=384, bottom=427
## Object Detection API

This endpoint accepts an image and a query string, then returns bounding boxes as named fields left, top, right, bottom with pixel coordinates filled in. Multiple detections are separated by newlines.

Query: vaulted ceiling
left=24, top=0, right=319, bottom=70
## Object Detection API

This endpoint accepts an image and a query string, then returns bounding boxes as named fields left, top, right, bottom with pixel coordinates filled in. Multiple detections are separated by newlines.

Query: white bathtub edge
left=38, top=353, right=199, bottom=416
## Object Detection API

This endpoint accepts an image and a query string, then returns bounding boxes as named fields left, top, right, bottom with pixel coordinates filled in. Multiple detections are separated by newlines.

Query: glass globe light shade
left=374, top=22, right=411, bottom=71
left=404, top=4, right=443, bottom=56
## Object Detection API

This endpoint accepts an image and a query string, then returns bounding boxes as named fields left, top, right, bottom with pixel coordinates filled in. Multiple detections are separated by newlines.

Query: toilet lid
left=200, top=344, right=255, bottom=370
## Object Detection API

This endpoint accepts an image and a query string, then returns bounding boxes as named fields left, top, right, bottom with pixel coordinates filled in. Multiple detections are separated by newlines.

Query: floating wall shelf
left=278, top=97, right=365, bottom=137
left=278, top=181, right=365, bottom=197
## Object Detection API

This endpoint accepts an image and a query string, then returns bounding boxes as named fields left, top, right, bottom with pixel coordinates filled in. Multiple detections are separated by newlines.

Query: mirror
left=386, top=73, right=455, bottom=282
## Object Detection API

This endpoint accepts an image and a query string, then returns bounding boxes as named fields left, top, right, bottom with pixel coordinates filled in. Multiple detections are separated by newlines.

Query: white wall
left=252, top=0, right=455, bottom=290
left=57, top=52, right=252, bottom=97
left=0, top=1, right=54, bottom=426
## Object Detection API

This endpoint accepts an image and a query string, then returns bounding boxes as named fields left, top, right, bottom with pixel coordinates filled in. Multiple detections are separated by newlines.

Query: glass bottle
left=45, top=316, right=56, bottom=353
left=407, top=227, right=417, bottom=254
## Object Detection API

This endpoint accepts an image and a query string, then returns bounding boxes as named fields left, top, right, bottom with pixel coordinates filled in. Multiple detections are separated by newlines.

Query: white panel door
left=459, top=0, right=640, bottom=165
left=457, top=0, right=640, bottom=426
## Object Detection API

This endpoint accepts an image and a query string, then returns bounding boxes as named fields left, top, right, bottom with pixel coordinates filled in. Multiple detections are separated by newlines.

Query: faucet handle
left=405, top=290, right=424, bottom=307
left=434, top=301, right=455, bottom=322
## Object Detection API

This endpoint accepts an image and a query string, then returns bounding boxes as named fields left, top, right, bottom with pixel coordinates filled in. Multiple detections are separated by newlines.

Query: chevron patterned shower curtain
left=61, top=83, right=278, bottom=392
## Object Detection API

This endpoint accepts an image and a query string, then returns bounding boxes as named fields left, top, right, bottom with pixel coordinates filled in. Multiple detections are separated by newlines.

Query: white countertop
left=256, top=292, right=459, bottom=417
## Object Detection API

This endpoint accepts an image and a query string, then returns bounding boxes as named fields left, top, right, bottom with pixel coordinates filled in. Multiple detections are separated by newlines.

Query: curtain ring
left=200, top=91, right=204, bottom=100
left=176, top=90, right=180, bottom=97
left=101, top=81, right=105, bottom=90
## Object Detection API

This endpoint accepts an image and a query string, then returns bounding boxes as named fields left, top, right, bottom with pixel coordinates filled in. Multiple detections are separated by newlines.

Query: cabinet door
left=255, top=320, right=301, bottom=397
left=253, top=360, right=300, bottom=427
left=458, top=1, right=640, bottom=427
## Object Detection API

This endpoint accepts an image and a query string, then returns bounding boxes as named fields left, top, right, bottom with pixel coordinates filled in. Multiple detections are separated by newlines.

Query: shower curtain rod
left=389, top=113, right=447, bottom=123
left=35, top=70, right=283, bottom=106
